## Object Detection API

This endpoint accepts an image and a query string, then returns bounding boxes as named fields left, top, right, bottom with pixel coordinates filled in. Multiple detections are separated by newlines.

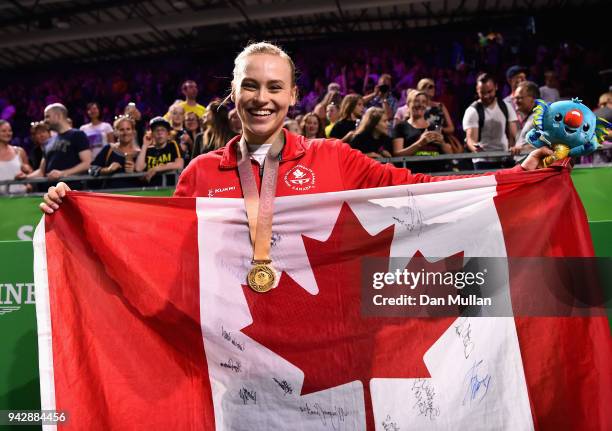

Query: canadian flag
left=34, top=168, right=611, bottom=430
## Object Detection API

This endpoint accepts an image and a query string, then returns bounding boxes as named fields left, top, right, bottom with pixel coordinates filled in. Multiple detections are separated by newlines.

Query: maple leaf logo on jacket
left=284, top=165, right=316, bottom=191
left=241, top=203, right=454, bottom=430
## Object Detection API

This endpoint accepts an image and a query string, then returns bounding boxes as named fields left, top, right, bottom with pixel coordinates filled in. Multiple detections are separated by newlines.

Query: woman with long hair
left=347, top=107, right=392, bottom=158
left=300, top=112, right=325, bottom=139
left=416, top=78, right=456, bottom=137
left=0, top=120, right=31, bottom=194
left=192, top=101, right=236, bottom=157
left=328, top=93, right=364, bottom=141
left=180, top=111, right=203, bottom=163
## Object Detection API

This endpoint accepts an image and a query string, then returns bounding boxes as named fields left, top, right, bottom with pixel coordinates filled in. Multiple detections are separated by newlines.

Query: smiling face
left=421, top=80, right=436, bottom=99
left=409, top=94, right=428, bottom=119
left=44, top=109, right=62, bottom=131
left=326, top=104, right=339, bottom=123
left=115, top=119, right=135, bottom=145
left=513, top=86, right=535, bottom=115
left=303, top=115, right=320, bottom=138
left=184, top=112, right=200, bottom=131
left=87, top=104, right=100, bottom=121
left=542, top=100, right=597, bottom=148
left=233, top=53, right=297, bottom=144
left=476, top=80, right=497, bottom=107
left=170, top=105, right=185, bottom=127
left=0, top=122, right=12, bottom=144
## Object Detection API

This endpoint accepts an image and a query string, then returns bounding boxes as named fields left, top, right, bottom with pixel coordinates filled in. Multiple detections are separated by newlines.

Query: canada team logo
left=284, top=165, right=316, bottom=191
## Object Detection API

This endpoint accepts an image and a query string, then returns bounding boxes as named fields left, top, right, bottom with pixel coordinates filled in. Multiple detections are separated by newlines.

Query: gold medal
left=247, top=263, right=276, bottom=293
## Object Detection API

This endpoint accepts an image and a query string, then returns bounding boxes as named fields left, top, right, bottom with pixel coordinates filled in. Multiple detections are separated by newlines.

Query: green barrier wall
left=0, top=241, right=39, bottom=431
left=0, top=169, right=610, bottom=426
left=0, top=189, right=173, bottom=242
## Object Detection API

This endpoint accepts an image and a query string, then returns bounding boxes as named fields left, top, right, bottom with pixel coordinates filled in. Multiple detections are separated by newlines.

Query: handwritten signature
left=299, top=403, right=348, bottom=430
left=273, top=378, right=293, bottom=396
left=221, top=326, right=245, bottom=352
left=219, top=358, right=241, bottom=373
left=391, top=192, right=424, bottom=236
left=239, top=387, right=257, bottom=405
left=271, top=232, right=282, bottom=248
left=382, top=414, right=400, bottom=431
left=462, top=360, right=492, bottom=405
left=454, top=317, right=475, bottom=359
left=411, top=379, right=440, bottom=421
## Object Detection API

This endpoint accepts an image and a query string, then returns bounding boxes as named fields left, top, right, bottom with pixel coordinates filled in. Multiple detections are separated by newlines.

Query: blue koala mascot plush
left=526, top=98, right=611, bottom=167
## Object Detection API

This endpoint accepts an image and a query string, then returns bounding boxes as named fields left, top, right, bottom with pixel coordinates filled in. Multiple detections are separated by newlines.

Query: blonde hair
left=113, top=116, right=135, bottom=130
left=232, top=42, right=296, bottom=90
left=407, top=89, right=428, bottom=107
left=417, top=78, right=435, bottom=91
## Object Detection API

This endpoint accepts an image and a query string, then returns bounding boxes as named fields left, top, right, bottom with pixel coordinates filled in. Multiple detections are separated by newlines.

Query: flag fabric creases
left=34, top=167, right=611, bottom=430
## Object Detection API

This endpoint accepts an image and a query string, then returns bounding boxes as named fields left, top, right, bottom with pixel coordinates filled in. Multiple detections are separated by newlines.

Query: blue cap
left=506, top=65, right=527, bottom=81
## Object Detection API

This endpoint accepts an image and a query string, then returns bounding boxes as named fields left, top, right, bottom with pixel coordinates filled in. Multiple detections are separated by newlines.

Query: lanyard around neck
left=236, top=135, right=283, bottom=264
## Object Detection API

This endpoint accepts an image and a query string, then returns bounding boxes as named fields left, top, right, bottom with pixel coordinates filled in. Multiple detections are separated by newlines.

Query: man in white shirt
left=463, top=73, right=518, bottom=170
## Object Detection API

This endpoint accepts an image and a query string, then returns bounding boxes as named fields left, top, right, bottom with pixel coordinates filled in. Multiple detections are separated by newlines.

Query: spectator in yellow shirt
left=165, top=80, right=206, bottom=120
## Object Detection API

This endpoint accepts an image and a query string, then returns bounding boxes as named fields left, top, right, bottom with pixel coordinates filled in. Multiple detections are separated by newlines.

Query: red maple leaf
left=241, top=203, right=456, bottom=429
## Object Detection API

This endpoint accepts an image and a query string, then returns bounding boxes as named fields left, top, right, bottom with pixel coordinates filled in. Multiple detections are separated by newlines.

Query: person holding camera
left=392, top=90, right=453, bottom=173
left=363, top=74, right=398, bottom=133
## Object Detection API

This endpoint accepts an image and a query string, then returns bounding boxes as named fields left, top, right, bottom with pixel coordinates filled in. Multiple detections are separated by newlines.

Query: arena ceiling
left=0, top=0, right=599, bottom=69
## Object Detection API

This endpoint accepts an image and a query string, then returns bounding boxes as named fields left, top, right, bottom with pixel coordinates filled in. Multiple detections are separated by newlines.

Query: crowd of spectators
left=1, top=28, right=610, bottom=194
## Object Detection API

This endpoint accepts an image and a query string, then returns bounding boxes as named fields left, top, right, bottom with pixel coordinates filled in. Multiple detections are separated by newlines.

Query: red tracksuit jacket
left=174, top=129, right=518, bottom=198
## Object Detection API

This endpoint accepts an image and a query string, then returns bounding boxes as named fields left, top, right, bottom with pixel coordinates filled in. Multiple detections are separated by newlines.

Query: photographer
left=363, top=74, right=398, bottom=131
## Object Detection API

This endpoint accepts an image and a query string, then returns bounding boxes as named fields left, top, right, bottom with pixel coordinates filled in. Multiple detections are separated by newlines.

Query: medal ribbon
left=236, top=136, right=283, bottom=264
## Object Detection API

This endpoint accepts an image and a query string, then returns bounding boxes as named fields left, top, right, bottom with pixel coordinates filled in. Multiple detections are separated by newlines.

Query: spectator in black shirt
left=136, top=117, right=184, bottom=185
left=28, top=121, right=50, bottom=170
left=329, top=94, right=364, bottom=141
left=88, top=116, right=141, bottom=188
left=393, top=90, right=451, bottom=173
left=348, top=107, right=392, bottom=159
left=20, top=103, right=91, bottom=183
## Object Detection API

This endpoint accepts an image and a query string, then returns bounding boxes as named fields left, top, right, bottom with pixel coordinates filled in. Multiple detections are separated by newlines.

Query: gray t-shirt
left=516, top=112, right=536, bottom=149
left=462, top=99, right=518, bottom=151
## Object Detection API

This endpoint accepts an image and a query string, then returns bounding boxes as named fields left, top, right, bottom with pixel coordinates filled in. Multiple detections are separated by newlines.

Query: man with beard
left=463, top=73, right=518, bottom=169
left=21, top=103, right=91, bottom=186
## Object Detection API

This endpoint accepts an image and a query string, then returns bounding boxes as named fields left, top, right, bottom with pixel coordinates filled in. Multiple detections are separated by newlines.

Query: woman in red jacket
left=41, top=42, right=550, bottom=211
